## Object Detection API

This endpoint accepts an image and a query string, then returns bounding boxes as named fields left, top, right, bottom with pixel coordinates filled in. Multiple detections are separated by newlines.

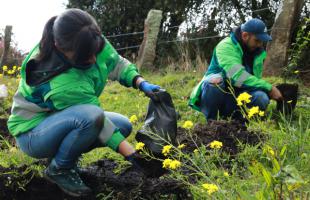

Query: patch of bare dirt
left=177, top=120, right=264, bottom=155
left=0, top=159, right=190, bottom=200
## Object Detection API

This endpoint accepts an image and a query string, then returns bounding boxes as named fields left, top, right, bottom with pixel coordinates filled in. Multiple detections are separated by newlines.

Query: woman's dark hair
left=37, top=8, right=104, bottom=64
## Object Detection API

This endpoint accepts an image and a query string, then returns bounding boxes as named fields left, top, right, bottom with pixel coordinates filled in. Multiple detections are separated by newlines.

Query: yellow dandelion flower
left=162, top=145, right=172, bottom=156
left=287, top=100, right=293, bottom=103
left=169, top=160, right=181, bottom=170
left=210, top=140, right=223, bottom=149
left=13, top=66, right=17, bottom=70
left=236, top=92, right=252, bottom=106
left=178, top=144, right=186, bottom=149
left=269, top=149, right=275, bottom=156
left=294, top=70, right=299, bottom=74
left=17, top=66, right=21, bottom=71
left=0, top=74, right=3, bottom=78
left=182, top=120, right=194, bottom=129
left=248, top=106, right=260, bottom=118
left=135, top=142, right=145, bottom=151
left=2, top=65, right=8, bottom=71
left=259, top=111, right=265, bottom=117
left=266, top=146, right=275, bottom=157
left=202, top=183, right=219, bottom=195
left=224, top=172, right=229, bottom=177
left=162, top=159, right=172, bottom=169
left=129, top=115, right=138, bottom=123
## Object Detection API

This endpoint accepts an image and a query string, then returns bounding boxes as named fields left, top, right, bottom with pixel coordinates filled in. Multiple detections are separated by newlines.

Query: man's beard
left=245, top=40, right=256, bottom=52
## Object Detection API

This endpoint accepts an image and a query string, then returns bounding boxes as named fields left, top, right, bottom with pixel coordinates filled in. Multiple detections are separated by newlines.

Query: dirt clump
left=177, top=120, right=264, bottom=155
left=0, top=159, right=190, bottom=200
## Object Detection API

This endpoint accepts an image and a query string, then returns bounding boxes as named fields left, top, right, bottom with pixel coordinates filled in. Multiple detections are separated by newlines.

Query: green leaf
left=283, top=165, right=304, bottom=184
left=261, top=168, right=273, bottom=187
left=280, top=145, right=287, bottom=158
left=257, top=163, right=273, bottom=188
left=271, top=158, right=280, bottom=174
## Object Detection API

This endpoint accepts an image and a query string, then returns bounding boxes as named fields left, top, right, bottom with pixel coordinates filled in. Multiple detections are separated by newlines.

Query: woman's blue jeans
left=16, top=104, right=132, bottom=168
left=200, top=80, right=270, bottom=120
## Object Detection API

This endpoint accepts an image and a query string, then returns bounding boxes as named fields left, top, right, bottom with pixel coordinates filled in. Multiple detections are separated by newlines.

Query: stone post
left=0, top=25, right=13, bottom=67
left=137, top=10, right=163, bottom=70
left=264, top=0, right=304, bottom=76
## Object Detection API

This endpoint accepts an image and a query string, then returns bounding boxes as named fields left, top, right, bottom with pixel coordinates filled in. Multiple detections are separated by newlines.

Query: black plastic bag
left=136, top=89, right=177, bottom=155
left=276, top=83, right=298, bottom=114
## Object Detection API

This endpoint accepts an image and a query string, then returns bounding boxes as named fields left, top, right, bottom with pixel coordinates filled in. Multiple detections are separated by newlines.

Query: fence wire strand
left=111, top=7, right=274, bottom=51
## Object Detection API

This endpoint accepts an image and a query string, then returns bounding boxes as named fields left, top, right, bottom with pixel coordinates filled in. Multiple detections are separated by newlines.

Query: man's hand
left=208, top=76, right=223, bottom=84
left=206, top=73, right=223, bottom=84
left=269, top=86, right=283, bottom=101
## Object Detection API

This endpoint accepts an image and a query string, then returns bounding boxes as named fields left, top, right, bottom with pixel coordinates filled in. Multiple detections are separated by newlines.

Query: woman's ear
left=54, top=42, right=61, bottom=51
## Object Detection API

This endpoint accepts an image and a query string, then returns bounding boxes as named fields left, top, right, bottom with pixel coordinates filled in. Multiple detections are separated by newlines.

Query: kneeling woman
left=7, top=8, right=160, bottom=197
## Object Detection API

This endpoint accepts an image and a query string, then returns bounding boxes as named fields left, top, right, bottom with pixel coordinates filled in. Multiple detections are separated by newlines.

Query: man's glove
left=139, top=81, right=160, bottom=95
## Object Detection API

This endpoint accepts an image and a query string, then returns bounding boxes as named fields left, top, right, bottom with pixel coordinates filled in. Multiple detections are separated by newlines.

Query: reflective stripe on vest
left=226, top=64, right=243, bottom=78
left=11, top=91, right=50, bottom=119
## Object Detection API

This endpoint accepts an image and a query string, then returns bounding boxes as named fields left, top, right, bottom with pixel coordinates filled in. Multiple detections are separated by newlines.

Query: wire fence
left=115, top=34, right=223, bottom=51
left=106, top=31, right=144, bottom=38
left=110, top=7, right=275, bottom=51
left=115, top=45, right=141, bottom=51
left=115, top=26, right=288, bottom=51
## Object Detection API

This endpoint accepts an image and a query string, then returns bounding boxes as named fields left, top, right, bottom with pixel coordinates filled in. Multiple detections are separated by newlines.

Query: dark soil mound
left=177, top=120, right=264, bottom=155
left=0, top=116, right=188, bottom=199
left=0, top=159, right=190, bottom=200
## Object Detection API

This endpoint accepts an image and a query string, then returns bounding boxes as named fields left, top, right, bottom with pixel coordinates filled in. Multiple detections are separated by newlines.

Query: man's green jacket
left=189, top=32, right=272, bottom=111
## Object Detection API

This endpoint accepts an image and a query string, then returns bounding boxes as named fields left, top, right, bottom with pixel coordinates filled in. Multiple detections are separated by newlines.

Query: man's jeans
left=16, top=104, right=132, bottom=168
left=200, top=80, right=270, bottom=120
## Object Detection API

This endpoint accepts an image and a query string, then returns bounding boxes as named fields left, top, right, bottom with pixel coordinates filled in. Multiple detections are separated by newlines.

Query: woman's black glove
left=125, top=152, right=167, bottom=178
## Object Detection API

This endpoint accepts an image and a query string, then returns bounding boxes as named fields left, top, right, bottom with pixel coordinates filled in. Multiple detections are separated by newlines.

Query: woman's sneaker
left=43, top=161, right=91, bottom=197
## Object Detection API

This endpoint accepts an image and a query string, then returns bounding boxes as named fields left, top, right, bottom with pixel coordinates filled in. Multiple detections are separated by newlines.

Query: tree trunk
left=264, top=0, right=304, bottom=76
left=0, top=25, right=12, bottom=67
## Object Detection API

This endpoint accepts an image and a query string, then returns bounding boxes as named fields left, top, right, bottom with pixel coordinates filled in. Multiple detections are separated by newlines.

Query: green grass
left=1, top=72, right=310, bottom=199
